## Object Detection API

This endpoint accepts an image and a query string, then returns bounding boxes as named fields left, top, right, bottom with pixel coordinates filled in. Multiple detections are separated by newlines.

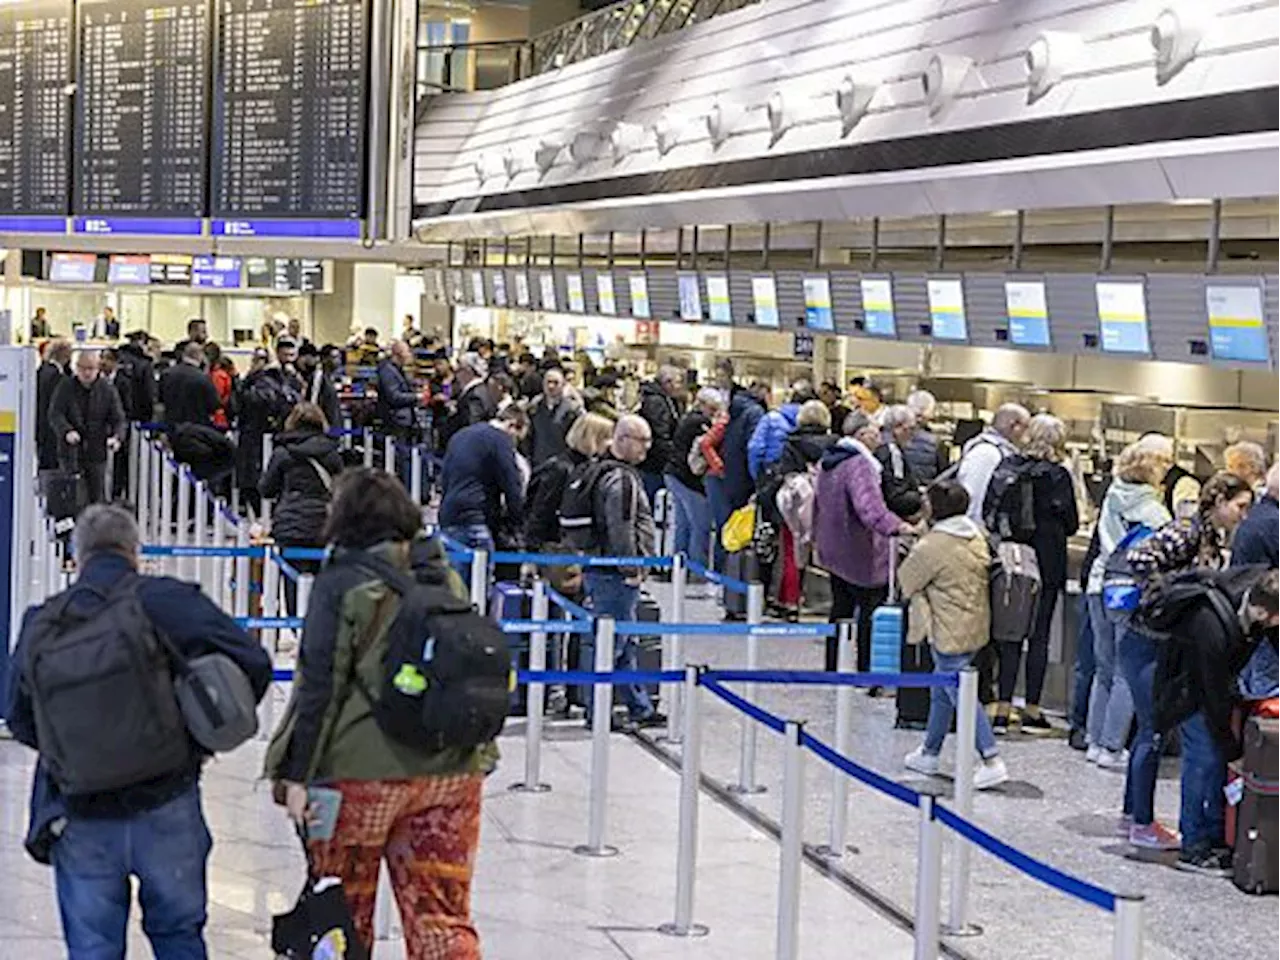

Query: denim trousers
left=1070, top=592, right=1096, bottom=732
left=1118, top=628, right=1161, bottom=825
left=923, top=647, right=999, bottom=760
left=582, top=571, right=655, bottom=720
left=441, top=523, right=493, bottom=583
left=704, top=474, right=730, bottom=571
left=1178, top=710, right=1226, bottom=853
left=53, top=785, right=211, bottom=959
left=664, top=473, right=711, bottom=569
left=1086, top=593, right=1134, bottom=751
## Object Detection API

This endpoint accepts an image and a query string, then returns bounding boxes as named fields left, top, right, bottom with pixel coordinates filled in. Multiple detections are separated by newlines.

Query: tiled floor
left=0, top=724, right=916, bottom=959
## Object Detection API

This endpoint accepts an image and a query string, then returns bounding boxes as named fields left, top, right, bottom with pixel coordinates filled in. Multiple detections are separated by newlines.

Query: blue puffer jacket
left=748, top=403, right=800, bottom=480
left=722, top=387, right=765, bottom=510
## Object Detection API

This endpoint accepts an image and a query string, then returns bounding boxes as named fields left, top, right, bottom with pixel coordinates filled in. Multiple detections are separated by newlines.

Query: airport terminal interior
left=0, top=0, right=1276, bottom=956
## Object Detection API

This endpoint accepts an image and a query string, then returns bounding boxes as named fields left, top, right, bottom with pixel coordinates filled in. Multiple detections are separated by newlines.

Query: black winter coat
left=35, top=360, right=66, bottom=469
left=637, top=380, right=681, bottom=476
left=440, top=381, right=496, bottom=449
left=259, top=429, right=344, bottom=546
left=666, top=410, right=711, bottom=493
left=159, top=361, right=220, bottom=428
left=777, top=426, right=837, bottom=478
left=524, top=448, right=590, bottom=547
left=48, top=376, right=124, bottom=465
left=375, top=359, right=419, bottom=431
left=1022, top=458, right=1080, bottom=590
left=115, top=343, right=156, bottom=422
left=524, top=395, right=581, bottom=466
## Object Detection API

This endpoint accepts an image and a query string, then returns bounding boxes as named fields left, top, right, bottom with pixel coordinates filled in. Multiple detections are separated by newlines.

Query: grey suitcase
left=1233, top=716, right=1278, bottom=895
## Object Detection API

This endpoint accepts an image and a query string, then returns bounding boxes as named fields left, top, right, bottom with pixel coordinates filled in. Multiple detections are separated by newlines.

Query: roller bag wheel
left=617, top=592, right=662, bottom=708
left=1233, top=716, right=1279, bottom=895
left=489, top=581, right=531, bottom=715
left=723, top=548, right=759, bottom=618
left=895, top=638, right=933, bottom=730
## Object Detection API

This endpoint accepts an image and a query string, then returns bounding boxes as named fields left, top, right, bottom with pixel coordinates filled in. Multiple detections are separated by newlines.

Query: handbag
left=271, top=826, right=370, bottom=960
left=721, top=499, right=756, bottom=553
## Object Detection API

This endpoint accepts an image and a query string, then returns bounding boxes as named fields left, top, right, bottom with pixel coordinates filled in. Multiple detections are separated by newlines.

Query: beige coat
left=897, top=517, right=991, bottom=655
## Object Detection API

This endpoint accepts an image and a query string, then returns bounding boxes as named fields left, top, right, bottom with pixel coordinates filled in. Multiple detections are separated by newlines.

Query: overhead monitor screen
left=191, top=255, right=243, bottom=289
left=49, top=252, right=98, bottom=283
left=491, top=271, right=507, bottom=308
left=148, top=253, right=192, bottom=285
left=107, top=254, right=151, bottom=285
left=859, top=277, right=896, bottom=336
left=538, top=272, right=556, bottom=311
left=1206, top=284, right=1269, bottom=363
left=926, top=278, right=968, bottom=340
left=1096, top=280, right=1150, bottom=354
left=802, top=275, right=834, bottom=331
left=596, top=273, right=616, bottom=315
left=513, top=272, right=530, bottom=307
left=704, top=274, right=731, bottom=323
left=751, top=275, right=778, bottom=328
left=566, top=273, right=586, bottom=313
left=1004, top=279, right=1051, bottom=347
left=678, top=273, right=702, bottom=321
left=629, top=272, right=650, bottom=319
left=470, top=271, right=485, bottom=306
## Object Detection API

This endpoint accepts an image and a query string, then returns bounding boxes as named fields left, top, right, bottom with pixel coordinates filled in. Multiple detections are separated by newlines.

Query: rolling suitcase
left=723, top=548, right=759, bottom=618
left=623, top=592, right=663, bottom=708
left=1232, top=716, right=1278, bottom=895
left=869, top=538, right=903, bottom=675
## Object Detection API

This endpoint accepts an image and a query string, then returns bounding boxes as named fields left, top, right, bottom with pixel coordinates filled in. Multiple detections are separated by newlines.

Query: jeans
left=998, top=590, right=1058, bottom=706
left=923, top=648, right=999, bottom=760
left=1086, top=594, right=1134, bottom=751
left=704, top=474, right=730, bottom=572
left=583, top=571, right=655, bottom=720
left=1178, top=710, right=1226, bottom=853
left=1118, top=628, right=1161, bottom=825
left=665, top=473, right=710, bottom=569
left=641, top=471, right=665, bottom=512
left=441, top=524, right=493, bottom=583
left=827, top=576, right=887, bottom=673
left=1070, top=593, right=1096, bottom=732
left=53, top=785, right=211, bottom=959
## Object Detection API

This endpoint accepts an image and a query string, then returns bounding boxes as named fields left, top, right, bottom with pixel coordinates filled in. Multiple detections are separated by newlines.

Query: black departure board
left=212, top=0, right=368, bottom=221
left=74, top=0, right=209, bottom=217
left=0, top=0, right=72, bottom=215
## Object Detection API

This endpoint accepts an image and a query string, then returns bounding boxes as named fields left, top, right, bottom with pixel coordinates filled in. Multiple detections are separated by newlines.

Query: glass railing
left=416, top=0, right=762, bottom=95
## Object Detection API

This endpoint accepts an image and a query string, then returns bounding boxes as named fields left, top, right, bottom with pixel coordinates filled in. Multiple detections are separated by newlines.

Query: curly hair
left=1113, top=438, right=1172, bottom=487
left=1023, top=414, right=1067, bottom=463
left=323, top=468, right=421, bottom=549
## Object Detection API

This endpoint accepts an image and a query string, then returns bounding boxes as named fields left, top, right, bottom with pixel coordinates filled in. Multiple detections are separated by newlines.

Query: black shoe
left=1020, top=713, right=1055, bottom=735
left=634, top=712, right=668, bottom=729
left=1068, top=727, right=1088, bottom=751
left=992, top=714, right=1010, bottom=735
left=865, top=685, right=883, bottom=698
left=1176, top=847, right=1233, bottom=878
left=723, top=610, right=745, bottom=623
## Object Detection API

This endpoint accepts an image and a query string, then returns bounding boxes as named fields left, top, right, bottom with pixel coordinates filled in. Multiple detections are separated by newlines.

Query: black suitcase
left=895, top=636, right=933, bottom=729
left=1234, top=716, right=1278, bottom=894
left=618, top=592, right=662, bottom=708
left=46, top=469, right=81, bottom=524
left=723, top=548, right=759, bottom=618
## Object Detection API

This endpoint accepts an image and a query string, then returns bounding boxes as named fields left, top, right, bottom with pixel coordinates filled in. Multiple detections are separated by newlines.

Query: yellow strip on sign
left=1099, top=314, right=1146, bottom=324
left=1008, top=308, right=1047, bottom=319
left=0, top=411, right=15, bottom=433
left=1209, top=316, right=1265, bottom=328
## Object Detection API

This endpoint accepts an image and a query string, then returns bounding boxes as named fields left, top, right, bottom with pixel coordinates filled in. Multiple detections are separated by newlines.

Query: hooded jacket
left=591, top=453, right=656, bottom=577
left=1086, top=479, right=1172, bottom=594
left=259, top=428, right=344, bottom=546
left=667, top=409, right=712, bottom=493
left=898, top=516, right=992, bottom=654
left=722, top=387, right=765, bottom=510
left=116, top=341, right=156, bottom=423
left=813, top=438, right=901, bottom=587
left=637, top=380, right=681, bottom=476
left=776, top=425, right=836, bottom=478
left=748, top=403, right=800, bottom=480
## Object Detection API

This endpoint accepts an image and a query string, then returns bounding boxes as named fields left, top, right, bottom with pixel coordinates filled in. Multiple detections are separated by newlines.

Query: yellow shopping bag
left=721, top=501, right=756, bottom=553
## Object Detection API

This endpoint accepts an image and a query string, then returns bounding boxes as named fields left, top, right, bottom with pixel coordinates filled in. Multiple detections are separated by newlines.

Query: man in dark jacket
left=36, top=338, right=71, bottom=474
left=439, top=352, right=495, bottom=450
left=1233, top=463, right=1278, bottom=569
left=438, top=406, right=528, bottom=565
left=523, top=365, right=581, bottom=466
left=159, top=342, right=220, bottom=429
left=49, top=350, right=125, bottom=506
left=375, top=340, right=421, bottom=435
left=4, top=504, right=270, bottom=952
left=295, top=341, right=341, bottom=429
left=636, top=366, right=683, bottom=505
left=116, top=332, right=157, bottom=423
left=721, top=382, right=767, bottom=512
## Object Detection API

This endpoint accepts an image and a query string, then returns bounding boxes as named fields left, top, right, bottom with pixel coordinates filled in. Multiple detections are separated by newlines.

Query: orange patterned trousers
left=308, top=774, right=484, bottom=959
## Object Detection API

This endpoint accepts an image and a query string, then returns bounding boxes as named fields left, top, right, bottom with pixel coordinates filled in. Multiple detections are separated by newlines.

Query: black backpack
left=558, top=458, right=620, bottom=551
left=345, top=552, right=512, bottom=753
left=524, top=456, right=572, bottom=547
left=23, top=576, right=193, bottom=796
left=983, top=456, right=1038, bottom=543
left=247, top=372, right=300, bottom=430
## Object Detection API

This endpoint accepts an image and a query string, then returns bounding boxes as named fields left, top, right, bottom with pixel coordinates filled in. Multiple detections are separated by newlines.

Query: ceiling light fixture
left=1025, top=31, right=1086, bottom=102
left=835, top=76, right=878, bottom=136
left=921, top=53, right=975, bottom=118
left=1151, top=5, right=1209, bottom=84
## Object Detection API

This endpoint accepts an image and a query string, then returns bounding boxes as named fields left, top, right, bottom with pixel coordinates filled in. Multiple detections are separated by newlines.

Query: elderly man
left=439, top=352, right=495, bottom=450
left=636, top=365, right=684, bottom=504
left=49, top=351, right=125, bottom=506
left=524, top=364, right=581, bottom=466
left=955, top=403, right=1031, bottom=524
left=877, top=404, right=924, bottom=520
left=1225, top=441, right=1268, bottom=493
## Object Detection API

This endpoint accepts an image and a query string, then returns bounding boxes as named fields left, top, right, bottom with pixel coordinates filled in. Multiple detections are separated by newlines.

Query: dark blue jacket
left=722, top=387, right=765, bottom=510
left=375, top=358, right=418, bottom=430
left=1232, top=494, right=1278, bottom=569
left=438, top=421, right=525, bottom=531
left=5, top=554, right=271, bottom=863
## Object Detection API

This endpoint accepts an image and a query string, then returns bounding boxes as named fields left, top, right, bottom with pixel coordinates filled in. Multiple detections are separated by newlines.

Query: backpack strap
left=305, top=457, right=333, bottom=493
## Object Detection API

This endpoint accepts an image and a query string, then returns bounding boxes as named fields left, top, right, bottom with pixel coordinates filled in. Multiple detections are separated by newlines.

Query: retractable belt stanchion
left=729, top=582, right=767, bottom=794
left=775, top=720, right=804, bottom=960
left=177, top=468, right=194, bottom=581
left=945, top=667, right=981, bottom=936
left=128, top=427, right=140, bottom=515
left=159, top=457, right=173, bottom=560
left=341, top=416, right=353, bottom=451
left=659, top=666, right=708, bottom=938
left=260, top=435, right=273, bottom=525
left=234, top=525, right=250, bottom=619
left=817, top=619, right=856, bottom=858
left=362, top=427, right=374, bottom=468
left=1112, top=894, right=1145, bottom=960
left=511, top=579, right=551, bottom=793
left=661, top=553, right=687, bottom=744
left=914, top=795, right=943, bottom=960
left=575, top=615, right=619, bottom=858
left=137, top=437, right=150, bottom=542
left=213, top=500, right=229, bottom=610
left=410, top=446, right=423, bottom=503
left=383, top=434, right=394, bottom=479
left=193, top=480, right=208, bottom=592
left=469, top=548, right=489, bottom=610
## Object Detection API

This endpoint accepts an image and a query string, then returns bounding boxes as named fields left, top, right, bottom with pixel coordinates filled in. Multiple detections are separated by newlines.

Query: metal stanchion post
left=260, top=435, right=273, bottom=525
left=410, top=446, right=423, bottom=503
left=363, top=427, right=374, bottom=468
left=469, top=548, right=489, bottom=610
left=213, top=501, right=228, bottom=610
left=374, top=861, right=395, bottom=941
left=1112, top=894, right=1144, bottom=960
left=729, top=581, right=767, bottom=794
left=511, top=579, right=551, bottom=793
left=776, top=720, right=804, bottom=960
left=660, top=666, right=709, bottom=938
left=45, top=521, right=59, bottom=599
left=298, top=573, right=314, bottom=618
left=234, top=524, right=249, bottom=619
left=661, top=553, right=687, bottom=744
left=159, top=458, right=173, bottom=555
left=137, top=438, right=150, bottom=542
left=194, top=480, right=208, bottom=592
left=945, top=667, right=981, bottom=936
left=342, top=415, right=353, bottom=451
left=128, top=426, right=140, bottom=506
left=914, top=795, right=943, bottom=960
left=575, top=616, right=619, bottom=858
left=817, top=619, right=856, bottom=858
left=177, top=469, right=193, bottom=581
left=263, top=547, right=280, bottom=648
left=384, top=434, right=394, bottom=478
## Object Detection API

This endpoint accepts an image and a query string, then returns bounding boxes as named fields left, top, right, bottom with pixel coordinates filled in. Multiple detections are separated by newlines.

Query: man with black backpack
left=5, top=505, right=271, bottom=956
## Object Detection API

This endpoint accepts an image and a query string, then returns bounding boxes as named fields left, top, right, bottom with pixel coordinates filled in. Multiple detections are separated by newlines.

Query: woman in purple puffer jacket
left=814, top=409, right=914, bottom=673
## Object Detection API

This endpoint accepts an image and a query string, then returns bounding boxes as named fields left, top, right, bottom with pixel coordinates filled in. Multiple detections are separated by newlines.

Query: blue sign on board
left=212, top=219, right=362, bottom=239
left=73, top=217, right=204, bottom=237
left=0, top=216, right=66, bottom=234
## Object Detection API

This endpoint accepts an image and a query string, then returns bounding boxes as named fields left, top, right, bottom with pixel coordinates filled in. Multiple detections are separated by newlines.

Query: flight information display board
left=74, top=0, right=209, bottom=230
left=0, top=0, right=72, bottom=226
left=212, top=0, right=368, bottom=237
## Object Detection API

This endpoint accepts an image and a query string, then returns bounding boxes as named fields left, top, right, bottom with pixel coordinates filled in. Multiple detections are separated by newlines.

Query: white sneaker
left=1086, top=744, right=1102, bottom=764
left=974, top=757, right=1009, bottom=791
left=904, top=746, right=941, bottom=776
left=1096, top=748, right=1130, bottom=771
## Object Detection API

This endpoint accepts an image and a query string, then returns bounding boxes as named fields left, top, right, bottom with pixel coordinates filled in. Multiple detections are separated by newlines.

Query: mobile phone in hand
left=307, top=787, right=343, bottom=842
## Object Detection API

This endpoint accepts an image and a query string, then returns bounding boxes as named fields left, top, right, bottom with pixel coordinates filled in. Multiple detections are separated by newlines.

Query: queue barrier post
left=469, top=548, right=489, bottom=610
left=193, top=479, right=208, bottom=592
left=213, top=500, right=229, bottom=609
left=374, top=861, right=396, bottom=941
left=511, top=579, right=551, bottom=794
left=384, top=434, right=395, bottom=479
left=660, top=665, right=709, bottom=938
left=661, top=553, right=687, bottom=745
left=234, top=524, right=250, bottom=620
left=945, top=667, right=980, bottom=937
left=45, top=519, right=60, bottom=601
left=914, top=795, right=943, bottom=960
left=341, top=416, right=353, bottom=451
left=575, top=615, right=619, bottom=858
left=298, top=573, right=314, bottom=619
left=260, top=435, right=273, bottom=524
left=159, top=456, right=173, bottom=555
left=1112, top=894, right=1144, bottom=960
left=729, top=581, right=767, bottom=795
left=816, top=619, right=856, bottom=859
left=134, top=430, right=147, bottom=539
left=410, top=446, right=423, bottom=503
left=775, top=720, right=804, bottom=960
left=362, top=427, right=374, bottom=469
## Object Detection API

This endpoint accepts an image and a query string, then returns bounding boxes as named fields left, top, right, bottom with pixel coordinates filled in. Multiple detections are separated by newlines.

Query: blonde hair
left=566, top=412, right=614, bottom=457
left=1023, top=414, right=1067, bottom=463
left=796, top=399, right=831, bottom=430
left=1225, top=441, right=1267, bottom=485
left=1114, top=437, right=1172, bottom=487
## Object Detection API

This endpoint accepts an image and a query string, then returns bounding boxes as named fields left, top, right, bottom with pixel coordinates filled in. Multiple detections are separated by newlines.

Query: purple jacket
left=813, top=439, right=901, bottom=587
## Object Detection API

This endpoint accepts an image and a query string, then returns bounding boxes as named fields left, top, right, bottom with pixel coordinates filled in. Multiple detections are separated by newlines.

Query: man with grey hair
left=877, top=405, right=924, bottom=519
left=636, top=364, right=684, bottom=504
left=37, top=337, right=72, bottom=474
left=1225, top=440, right=1268, bottom=493
left=6, top=504, right=270, bottom=956
left=904, top=389, right=948, bottom=483
left=955, top=402, right=1031, bottom=524
left=159, top=340, right=221, bottom=429
left=49, top=350, right=125, bottom=506
left=439, top=350, right=495, bottom=450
